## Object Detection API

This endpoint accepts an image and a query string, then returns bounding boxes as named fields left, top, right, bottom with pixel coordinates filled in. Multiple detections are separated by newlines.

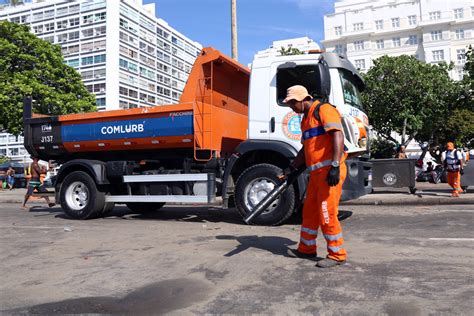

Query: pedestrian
left=281, top=85, right=347, bottom=268
left=21, top=156, right=55, bottom=210
left=0, top=169, right=5, bottom=190
left=396, top=145, right=407, bottom=159
left=441, top=142, right=463, bottom=197
left=6, top=166, right=15, bottom=190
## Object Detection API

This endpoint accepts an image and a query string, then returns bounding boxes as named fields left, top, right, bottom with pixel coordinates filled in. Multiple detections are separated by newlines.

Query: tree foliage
left=278, top=46, right=304, bottom=56
left=0, top=21, right=96, bottom=135
left=362, top=55, right=473, bottom=149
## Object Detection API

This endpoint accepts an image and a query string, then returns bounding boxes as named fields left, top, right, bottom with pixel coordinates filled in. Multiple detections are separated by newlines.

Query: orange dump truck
left=24, top=47, right=372, bottom=225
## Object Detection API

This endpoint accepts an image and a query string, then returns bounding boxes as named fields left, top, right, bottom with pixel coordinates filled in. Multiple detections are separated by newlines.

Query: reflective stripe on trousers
left=297, top=163, right=347, bottom=261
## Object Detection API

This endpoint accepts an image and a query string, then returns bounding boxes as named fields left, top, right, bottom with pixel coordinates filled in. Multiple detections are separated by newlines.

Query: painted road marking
left=429, top=238, right=474, bottom=241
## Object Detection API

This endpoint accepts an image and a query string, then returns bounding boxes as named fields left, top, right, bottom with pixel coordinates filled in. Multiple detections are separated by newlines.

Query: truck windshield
left=339, top=69, right=363, bottom=109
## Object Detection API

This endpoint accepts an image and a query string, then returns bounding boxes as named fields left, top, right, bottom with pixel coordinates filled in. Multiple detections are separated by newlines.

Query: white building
left=0, top=0, right=202, bottom=162
left=322, top=0, right=474, bottom=80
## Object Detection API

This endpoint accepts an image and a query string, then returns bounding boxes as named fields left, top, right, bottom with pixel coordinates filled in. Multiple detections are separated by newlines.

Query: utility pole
left=231, top=0, right=238, bottom=61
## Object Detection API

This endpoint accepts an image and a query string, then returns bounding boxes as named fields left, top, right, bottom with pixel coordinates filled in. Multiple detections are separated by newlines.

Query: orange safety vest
left=301, top=100, right=347, bottom=172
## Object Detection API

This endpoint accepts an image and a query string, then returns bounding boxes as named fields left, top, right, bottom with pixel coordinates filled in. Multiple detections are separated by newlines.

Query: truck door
left=268, top=61, right=324, bottom=150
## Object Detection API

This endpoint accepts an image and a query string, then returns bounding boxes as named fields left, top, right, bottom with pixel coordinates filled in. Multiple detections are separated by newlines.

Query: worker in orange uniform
left=442, top=142, right=464, bottom=197
left=282, top=85, right=347, bottom=268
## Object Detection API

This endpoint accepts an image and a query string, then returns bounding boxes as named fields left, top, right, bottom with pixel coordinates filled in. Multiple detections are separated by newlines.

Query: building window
left=455, top=29, right=465, bottom=39
left=392, top=37, right=401, bottom=47
left=432, top=50, right=444, bottom=62
left=44, top=22, right=54, bottom=32
left=391, top=17, right=400, bottom=28
left=57, top=33, right=68, bottom=43
left=376, top=39, right=384, bottom=49
left=454, top=8, right=464, bottom=19
left=96, top=98, right=106, bottom=108
left=82, top=56, right=94, bottom=66
left=57, top=6, right=68, bottom=16
left=408, top=35, right=417, bottom=45
left=354, top=59, right=365, bottom=70
left=457, top=70, right=466, bottom=80
left=83, top=14, right=94, bottom=24
left=353, top=22, right=363, bottom=31
left=33, top=12, right=43, bottom=21
left=430, top=30, right=442, bottom=41
left=354, top=40, right=364, bottom=50
left=69, top=4, right=80, bottom=13
left=375, top=20, right=383, bottom=30
left=57, top=20, right=68, bottom=30
left=82, top=28, right=94, bottom=38
left=457, top=49, right=466, bottom=64
left=44, top=9, right=54, bottom=18
left=94, top=54, right=106, bottom=64
left=334, top=44, right=345, bottom=54
left=68, top=31, right=79, bottom=41
left=408, top=15, right=417, bottom=26
left=33, top=25, right=43, bottom=34
left=429, top=11, right=441, bottom=20
left=69, top=17, right=80, bottom=27
left=65, top=58, right=79, bottom=67
left=334, top=26, right=342, bottom=36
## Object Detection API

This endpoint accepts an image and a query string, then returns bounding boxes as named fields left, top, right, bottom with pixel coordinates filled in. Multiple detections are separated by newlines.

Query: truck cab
left=230, top=50, right=371, bottom=224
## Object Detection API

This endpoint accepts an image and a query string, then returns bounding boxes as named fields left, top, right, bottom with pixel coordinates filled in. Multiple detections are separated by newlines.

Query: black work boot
left=286, top=248, right=316, bottom=259
left=316, top=258, right=346, bottom=268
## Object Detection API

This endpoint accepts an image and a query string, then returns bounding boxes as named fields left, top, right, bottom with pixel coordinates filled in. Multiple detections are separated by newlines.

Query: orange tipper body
left=24, top=48, right=250, bottom=161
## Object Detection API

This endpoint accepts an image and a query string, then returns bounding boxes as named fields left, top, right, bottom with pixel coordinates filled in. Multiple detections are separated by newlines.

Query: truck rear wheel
left=59, top=171, right=105, bottom=220
left=235, top=163, right=296, bottom=226
left=126, top=202, right=165, bottom=213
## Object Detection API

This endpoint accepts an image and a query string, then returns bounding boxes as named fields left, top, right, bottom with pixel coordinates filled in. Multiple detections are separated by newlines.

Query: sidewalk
left=1, top=183, right=473, bottom=207
left=342, top=182, right=474, bottom=206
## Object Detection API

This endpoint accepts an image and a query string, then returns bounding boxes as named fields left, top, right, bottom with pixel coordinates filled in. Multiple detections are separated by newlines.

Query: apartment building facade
left=0, top=0, right=202, bottom=162
left=322, top=0, right=474, bottom=80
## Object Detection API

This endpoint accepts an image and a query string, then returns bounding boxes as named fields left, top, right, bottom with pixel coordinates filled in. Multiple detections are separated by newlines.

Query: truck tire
left=235, top=163, right=296, bottom=226
left=126, top=202, right=165, bottom=213
left=59, top=171, right=105, bottom=220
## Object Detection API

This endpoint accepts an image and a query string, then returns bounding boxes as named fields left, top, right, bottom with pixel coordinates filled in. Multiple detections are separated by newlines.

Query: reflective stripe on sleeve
left=300, top=237, right=316, bottom=246
left=302, top=126, right=325, bottom=141
left=301, top=227, right=318, bottom=235
left=324, top=232, right=343, bottom=241
left=307, top=160, right=332, bottom=172
left=324, top=123, right=342, bottom=130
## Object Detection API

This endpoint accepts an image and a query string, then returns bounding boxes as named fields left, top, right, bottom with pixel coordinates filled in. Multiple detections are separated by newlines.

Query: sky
left=143, top=0, right=338, bottom=65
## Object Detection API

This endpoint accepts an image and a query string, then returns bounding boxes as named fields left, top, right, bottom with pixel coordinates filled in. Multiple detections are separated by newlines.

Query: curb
left=342, top=197, right=474, bottom=206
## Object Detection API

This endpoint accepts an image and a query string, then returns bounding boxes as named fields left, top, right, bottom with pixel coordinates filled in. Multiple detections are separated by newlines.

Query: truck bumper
left=341, top=159, right=372, bottom=201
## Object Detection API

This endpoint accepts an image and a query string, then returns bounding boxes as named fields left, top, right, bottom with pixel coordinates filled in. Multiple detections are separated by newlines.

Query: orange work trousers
left=447, top=170, right=461, bottom=195
left=297, top=163, right=347, bottom=261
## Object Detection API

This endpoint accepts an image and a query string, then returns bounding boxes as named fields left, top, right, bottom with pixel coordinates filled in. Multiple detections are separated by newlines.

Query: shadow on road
left=216, top=235, right=297, bottom=257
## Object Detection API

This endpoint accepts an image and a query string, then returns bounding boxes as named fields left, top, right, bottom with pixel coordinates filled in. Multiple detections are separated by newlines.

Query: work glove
left=460, top=169, right=464, bottom=175
left=278, top=165, right=297, bottom=181
left=327, top=166, right=340, bottom=186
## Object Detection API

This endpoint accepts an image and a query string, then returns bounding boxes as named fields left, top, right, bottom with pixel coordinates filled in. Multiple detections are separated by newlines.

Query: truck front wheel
left=59, top=171, right=105, bottom=220
left=235, top=163, right=296, bottom=226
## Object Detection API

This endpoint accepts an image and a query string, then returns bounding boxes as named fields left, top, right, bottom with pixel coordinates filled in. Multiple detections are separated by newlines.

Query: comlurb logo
left=282, top=112, right=301, bottom=141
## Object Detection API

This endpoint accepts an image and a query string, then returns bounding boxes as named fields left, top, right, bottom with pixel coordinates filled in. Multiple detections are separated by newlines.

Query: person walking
left=6, top=166, right=15, bottom=190
left=396, top=145, right=407, bottom=159
left=281, top=85, right=347, bottom=268
left=22, top=156, right=55, bottom=209
left=442, top=142, right=464, bottom=197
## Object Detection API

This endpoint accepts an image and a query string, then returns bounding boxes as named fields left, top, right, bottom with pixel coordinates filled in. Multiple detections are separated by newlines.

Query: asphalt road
left=0, top=203, right=473, bottom=315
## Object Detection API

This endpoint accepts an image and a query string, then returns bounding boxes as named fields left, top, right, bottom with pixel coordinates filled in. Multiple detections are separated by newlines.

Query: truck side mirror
left=314, top=59, right=331, bottom=101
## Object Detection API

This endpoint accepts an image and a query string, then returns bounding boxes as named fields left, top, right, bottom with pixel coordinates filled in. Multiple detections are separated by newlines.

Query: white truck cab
left=248, top=51, right=369, bottom=156
left=230, top=49, right=372, bottom=225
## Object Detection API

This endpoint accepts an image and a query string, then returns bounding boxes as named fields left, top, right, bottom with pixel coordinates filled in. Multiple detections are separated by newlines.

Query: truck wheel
left=235, top=163, right=295, bottom=226
left=126, top=202, right=165, bottom=213
left=60, top=171, right=105, bottom=220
